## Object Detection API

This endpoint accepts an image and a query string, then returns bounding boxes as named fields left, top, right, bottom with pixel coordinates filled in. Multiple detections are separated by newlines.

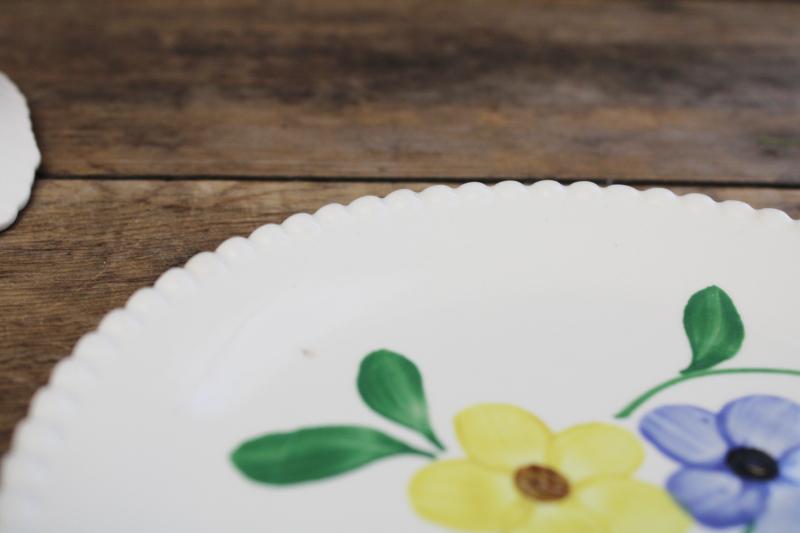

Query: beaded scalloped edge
left=0, top=180, right=797, bottom=530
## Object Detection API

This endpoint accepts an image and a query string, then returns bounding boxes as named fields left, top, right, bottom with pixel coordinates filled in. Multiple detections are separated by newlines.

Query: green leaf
left=682, top=286, right=745, bottom=373
left=357, top=349, right=444, bottom=450
left=231, top=425, right=432, bottom=485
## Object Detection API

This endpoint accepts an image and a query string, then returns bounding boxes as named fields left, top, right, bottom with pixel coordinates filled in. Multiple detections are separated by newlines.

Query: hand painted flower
left=641, top=395, right=800, bottom=532
left=408, top=404, right=689, bottom=532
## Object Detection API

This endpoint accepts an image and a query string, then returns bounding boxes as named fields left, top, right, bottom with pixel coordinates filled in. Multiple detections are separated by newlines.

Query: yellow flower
left=408, top=404, right=690, bottom=533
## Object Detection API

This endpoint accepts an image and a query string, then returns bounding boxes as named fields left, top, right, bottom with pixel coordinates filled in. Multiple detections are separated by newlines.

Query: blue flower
left=640, top=395, right=800, bottom=532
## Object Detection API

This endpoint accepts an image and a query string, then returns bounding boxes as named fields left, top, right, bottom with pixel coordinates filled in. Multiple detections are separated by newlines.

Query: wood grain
left=3, top=0, right=800, bottom=182
left=2, top=178, right=800, bottom=453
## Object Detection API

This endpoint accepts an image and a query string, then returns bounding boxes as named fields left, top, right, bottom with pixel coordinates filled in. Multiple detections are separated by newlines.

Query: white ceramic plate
left=3, top=182, right=800, bottom=533
left=0, top=72, right=39, bottom=232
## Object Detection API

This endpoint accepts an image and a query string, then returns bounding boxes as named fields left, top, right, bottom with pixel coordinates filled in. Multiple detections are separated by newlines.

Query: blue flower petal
left=779, top=445, right=800, bottom=484
left=719, top=395, right=800, bottom=457
left=667, top=467, right=768, bottom=528
left=640, top=405, right=728, bottom=466
left=753, top=482, right=800, bottom=533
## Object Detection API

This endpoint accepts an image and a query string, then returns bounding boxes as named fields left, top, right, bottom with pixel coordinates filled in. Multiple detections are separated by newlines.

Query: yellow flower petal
left=548, top=423, right=643, bottom=483
left=510, top=500, right=608, bottom=533
left=408, top=459, right=529, bottom=531
left=455, top=404, right=551, bottom=471
left=576, top=477, right=691, bottom=533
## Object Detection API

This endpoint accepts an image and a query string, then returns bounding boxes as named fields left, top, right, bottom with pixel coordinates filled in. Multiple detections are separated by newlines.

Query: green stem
left=615, top=367, right=800, bottom=419
left=743, top=523, right=755, bottom=533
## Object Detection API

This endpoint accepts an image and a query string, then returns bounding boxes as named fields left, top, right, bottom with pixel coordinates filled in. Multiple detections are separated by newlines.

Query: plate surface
left=3, top=181, right=800, bottom=533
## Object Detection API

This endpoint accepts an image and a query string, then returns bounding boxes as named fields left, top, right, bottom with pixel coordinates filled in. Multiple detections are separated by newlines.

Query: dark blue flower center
left=725, top=447, right=779, bottom=481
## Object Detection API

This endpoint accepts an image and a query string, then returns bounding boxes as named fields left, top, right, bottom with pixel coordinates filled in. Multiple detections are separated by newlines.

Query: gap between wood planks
left=33, top=173, right=800, bottom=191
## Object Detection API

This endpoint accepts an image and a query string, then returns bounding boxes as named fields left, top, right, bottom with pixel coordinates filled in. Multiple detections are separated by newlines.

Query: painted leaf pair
left=231, top=350, right=443, bottom=485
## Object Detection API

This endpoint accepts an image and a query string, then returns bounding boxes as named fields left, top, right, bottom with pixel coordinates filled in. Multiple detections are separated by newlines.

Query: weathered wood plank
left=2, top=178, right=800, bottom=452
left=2, top=0, right=799, bottom=181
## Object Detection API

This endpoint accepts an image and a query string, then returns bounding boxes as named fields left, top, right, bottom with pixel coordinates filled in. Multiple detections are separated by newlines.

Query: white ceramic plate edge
left=0, top=72, right=40, bottom=232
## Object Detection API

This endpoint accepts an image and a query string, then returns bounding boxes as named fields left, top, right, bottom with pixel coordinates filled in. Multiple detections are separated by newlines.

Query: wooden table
left=1, top=0, right=799, bottom=455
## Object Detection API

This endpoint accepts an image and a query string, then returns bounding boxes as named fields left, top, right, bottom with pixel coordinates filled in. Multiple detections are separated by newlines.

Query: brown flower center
left=514, top=465, right=570, bottom=501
